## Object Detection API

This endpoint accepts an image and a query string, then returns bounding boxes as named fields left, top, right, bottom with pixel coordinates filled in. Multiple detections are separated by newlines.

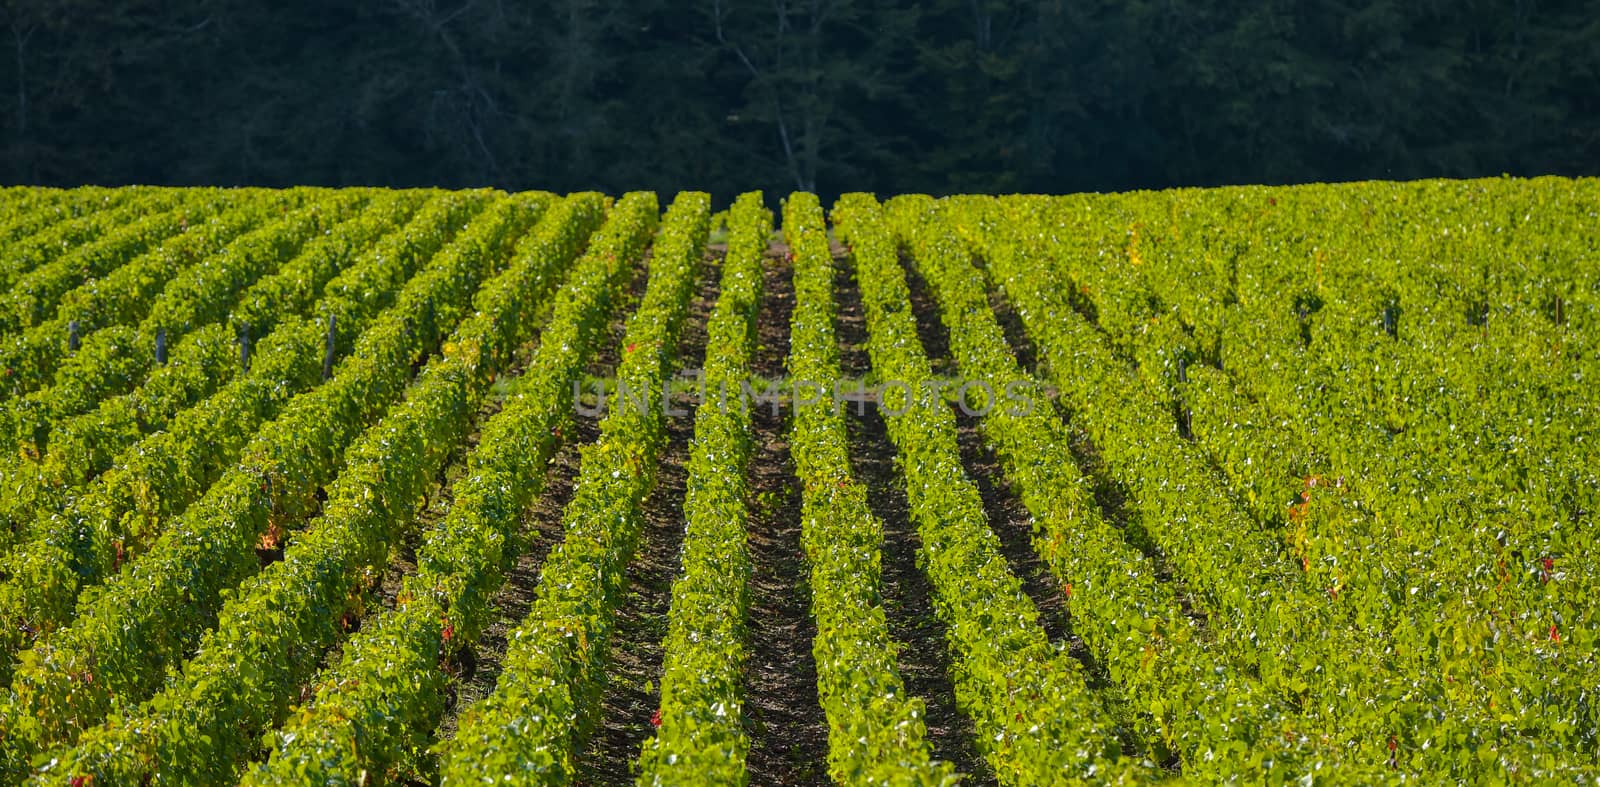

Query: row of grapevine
left=0, top=190, right=360, bottom=459
left=1091, top=183, right=1592, bottom=615
left=0, top=194, right=236, bottom=401
left=1188, top=184, right=1598, bottom=764
left=0, top=190, right=398, bottom=550
left=832, top=193, right=1142, bottom=785
left=887, top=196, right=1350, bottom=780
left=0, top=189, right=185, bottom=305
left=438, top=191, right=702, bottom=784
left=958, top=197, right=1321, bottom=685
left=1001, top=195, right=1398, bottom=609
left=1208, top=185, right=1594, bottom=708
left=230, top=190, right=429, bottom=333
left=975, top=188, right=1589, bottom=778
left=0, top=189, right=122, bottom=252
left=1114, top=185, right=1588, bottom=589
left=0, top=193, right=545, bottom=779
left=635, top=192, right=770, bottom=783
left=242, top=192, right=645, bottom=785
left=970, top=194, right=1487, bottom=776
left=781, top=193, right=954, bottom=785
left=0, top=192, right=289, bottom=398
left=4, top=191, right=425, bottom=520
left=1115, top=184, right=1597, bottom=762
left=0, top=191, right=233, bottom=338
left=0, top=192, right=492, bottom=690
left=34, top=193, right=609, bottom=785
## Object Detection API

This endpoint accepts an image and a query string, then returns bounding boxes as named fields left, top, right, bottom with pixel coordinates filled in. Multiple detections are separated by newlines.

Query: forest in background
left=2, top=0, right=1597, bottom=200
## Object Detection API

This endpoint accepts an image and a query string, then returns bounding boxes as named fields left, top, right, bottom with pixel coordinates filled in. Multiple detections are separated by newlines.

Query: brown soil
left=830, top=252, right=873, bottom=380
left=433, top=408, right=601, bottom=746
left=834, top=249, right=990, bottom=781
left=575, top=405, right=693, bottom=784
left=423, top=252, right=640, bottom=762
left=896, top=257, right=956, bottom=379
left=584, top=250, right=651, bottom=381
left=845, top=404, right=995, bottom=783
left=752, top=242, right=793, bottom=380
left=981, top=275, right=1039, bottom=375
left=742, top=246, right=831, bottom=785
left=576, top=252, right=719, bottom=784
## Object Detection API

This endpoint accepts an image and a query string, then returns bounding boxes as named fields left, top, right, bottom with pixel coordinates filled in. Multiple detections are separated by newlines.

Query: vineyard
left=0, top=180, right=1593, bottom=784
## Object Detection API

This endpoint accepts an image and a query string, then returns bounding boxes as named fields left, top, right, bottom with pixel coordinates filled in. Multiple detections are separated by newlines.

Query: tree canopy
left=3, top=0, right=1596, bottom=199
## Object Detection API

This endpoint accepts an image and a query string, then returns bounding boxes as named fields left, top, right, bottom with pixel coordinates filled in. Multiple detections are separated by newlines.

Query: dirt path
left=577, top=256, right=719, bottom=784
left=426, top=248, right=653, bottom=768
left=742, top=246, right=832, bottom=785
left=835, top=250, right=991, bottom=781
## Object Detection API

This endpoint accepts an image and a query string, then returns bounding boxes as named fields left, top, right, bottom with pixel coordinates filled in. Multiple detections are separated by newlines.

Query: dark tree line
left=3, top=0, right=1597, bottom=201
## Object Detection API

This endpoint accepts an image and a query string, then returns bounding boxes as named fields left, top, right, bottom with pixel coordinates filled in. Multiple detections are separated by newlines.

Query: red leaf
left=650, top=709, right=662, bottom=728
left=1550, top=625, right=1561, bottom=642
